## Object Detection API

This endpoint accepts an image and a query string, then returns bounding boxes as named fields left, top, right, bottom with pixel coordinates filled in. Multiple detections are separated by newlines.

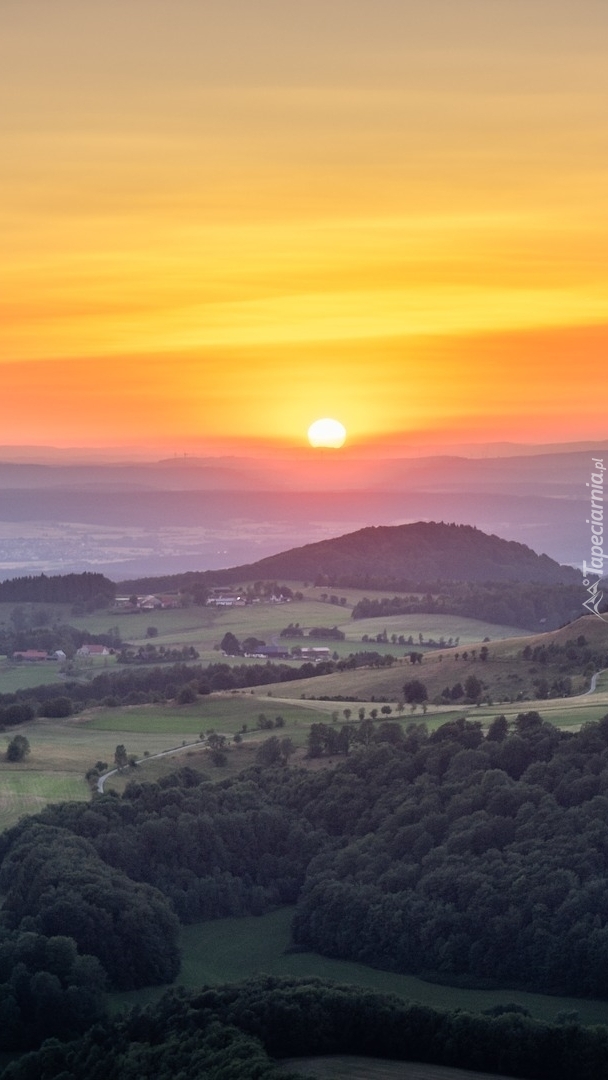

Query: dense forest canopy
left=6, top=975, right=608, bottom=1080
left=0, top=573, right=115, bottom=606
left=4, top=711, right=608, bottom=1053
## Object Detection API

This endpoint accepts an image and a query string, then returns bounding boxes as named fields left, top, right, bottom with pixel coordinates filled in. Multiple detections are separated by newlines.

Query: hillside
left=125, top=522, right=581, bottom=592
left=254, top=615, right=608, bottom=705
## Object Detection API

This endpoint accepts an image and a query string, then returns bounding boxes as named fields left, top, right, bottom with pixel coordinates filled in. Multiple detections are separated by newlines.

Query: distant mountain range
left=0, top=444, right=600, bottom=577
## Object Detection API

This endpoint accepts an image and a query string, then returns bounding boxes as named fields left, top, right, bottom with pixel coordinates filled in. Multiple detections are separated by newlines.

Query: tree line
left=351, top=582, right=585, bottom=631
left=0, top=572, right=115, bottom=606
left=0, top=657, right=357, bottom=724
left=5, top=974, right=608, bottom=1080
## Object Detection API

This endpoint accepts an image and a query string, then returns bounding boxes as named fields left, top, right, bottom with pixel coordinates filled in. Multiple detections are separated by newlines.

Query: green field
left=85, top=695, right=316, bottom=734
left=3, top=679, right=608, bottom=829
left=0, top=660, right=67, bottom=693
left=0, top=769, right=87, bottom=832
left=0, top=694, right=324, bottom=823
left=0, top=593, right=561, bottom=697
left=111, top=907, right=608, bottom=1028
left=341, top=613, right=524, bottom=646
left=283, top=1058, right=521, bottom=1080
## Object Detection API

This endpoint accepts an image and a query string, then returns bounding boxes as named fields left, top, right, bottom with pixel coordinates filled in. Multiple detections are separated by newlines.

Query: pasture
left=3, top=677, right=608, bottom=827
left=0, top=591, right=544, bottom=696
left=0, top=769, right=86, bottom=833
left=0, top=694, right=323, bottom=822
left=112, top=906, right=608, bottom=1028
left=0, top=659, right=67, bottom=693
left=282, top=1058, right=521, bottom=1080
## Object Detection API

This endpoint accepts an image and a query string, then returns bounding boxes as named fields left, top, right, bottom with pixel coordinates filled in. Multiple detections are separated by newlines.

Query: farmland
left=2, top=648, right=608, bottom=827
left=1, top=594, right=607, bottom=829
left=0, top=694, right=323, bottom=825
left=0, top=592, right=527, bottom=694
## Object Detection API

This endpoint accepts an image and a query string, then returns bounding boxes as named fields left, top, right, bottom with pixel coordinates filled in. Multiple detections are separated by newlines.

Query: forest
left=0, top=573, right=115, bottom=607
left=350, top=582, right=585, bottom=631
left=5, top=712, right=608, bottom=1061
left=6, top=975, right=608, bottom=1080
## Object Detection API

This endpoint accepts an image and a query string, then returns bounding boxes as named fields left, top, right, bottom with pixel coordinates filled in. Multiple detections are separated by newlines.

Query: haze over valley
left=0, top=442, right=601, bottom=580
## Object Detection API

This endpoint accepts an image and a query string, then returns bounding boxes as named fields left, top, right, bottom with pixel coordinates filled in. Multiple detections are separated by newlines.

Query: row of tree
left=0, top=572, right=115, bottom=606
left=0, top=655, right=369, bottom=721
left=351, top=582, right=585, bottom=630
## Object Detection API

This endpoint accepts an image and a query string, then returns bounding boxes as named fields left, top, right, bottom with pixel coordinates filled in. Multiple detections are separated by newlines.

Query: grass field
left=0, top=660, right=66, bottom=693
left=256, top=648, right=602, bottom=711
left=282, top=1057, right=522, bottom=1080
left=3, top=676, right=608, bottom=828
left=340, top=613, right=524, bottom=646
left=0, top=595, right=580, bottom=697
left=85, top=695, right=316, bottom=734
left=0, top=694, right=324, bottom=821
left=111, top=907, right=608, bottom=1028
left=0, top=770, right=86, bottom=832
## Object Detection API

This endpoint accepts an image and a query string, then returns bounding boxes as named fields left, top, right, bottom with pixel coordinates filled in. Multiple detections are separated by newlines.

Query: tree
left=220, top=632, right=241, bottom=655
left=6, top=734, right=30, bottom=762
left=256, top=735, right=294, bottom=766
left=146, top=626, right=158, bottom=638
left=487, top=714, right=509, bottom=742
left=403, top=679, right=428, bottom=705
left=114, top=744, right=128, bottom=771
left=242, top=636, right=266, bottom=653
left=177, top=685, right=197, bottom=704
left=207, top=732, right=227, bottom=751
left=464, top=674, right=483, bottom=702
left=39, top=696, right=72, bottom=718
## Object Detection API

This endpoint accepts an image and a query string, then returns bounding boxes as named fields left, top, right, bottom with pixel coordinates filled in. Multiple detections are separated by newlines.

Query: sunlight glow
left=308, top=418, right=347, bottom=449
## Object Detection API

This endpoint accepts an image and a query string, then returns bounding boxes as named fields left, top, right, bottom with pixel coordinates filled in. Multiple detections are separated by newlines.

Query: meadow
left=3, top=670, right=608, bottom=827
left=0, top=592, right=544, bottom=696
left=282, top=1058, right=523, bottom=1080
left=112, top=906, right=608, bottom=1028
left=0, top=693, right=332, bottom=823
left=1, top=596, right=607, bottom=835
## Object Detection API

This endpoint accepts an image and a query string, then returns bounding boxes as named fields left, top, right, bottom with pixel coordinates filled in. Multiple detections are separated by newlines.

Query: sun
left=307, top=417, right=347, bottom=449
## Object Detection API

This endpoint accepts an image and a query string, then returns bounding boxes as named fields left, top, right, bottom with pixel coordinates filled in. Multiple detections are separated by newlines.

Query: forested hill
left=196, top=521, right=580, bottom=588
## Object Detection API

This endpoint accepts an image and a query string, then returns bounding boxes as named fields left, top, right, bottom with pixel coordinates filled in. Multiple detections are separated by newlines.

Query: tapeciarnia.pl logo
left=582, top=457, right=607, bottom=621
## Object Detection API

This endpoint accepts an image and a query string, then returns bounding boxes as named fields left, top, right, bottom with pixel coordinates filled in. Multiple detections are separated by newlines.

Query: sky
left=2, top=0, right=607, bottom=454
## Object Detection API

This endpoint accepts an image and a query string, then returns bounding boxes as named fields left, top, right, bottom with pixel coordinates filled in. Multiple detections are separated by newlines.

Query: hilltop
left=123, top=521, right=580, bottom=593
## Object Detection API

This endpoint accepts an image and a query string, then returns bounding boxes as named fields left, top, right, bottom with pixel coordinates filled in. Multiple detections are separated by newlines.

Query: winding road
left=584, top=669, right=607, bottom=696
left=97, top=738, right=207, bottom=793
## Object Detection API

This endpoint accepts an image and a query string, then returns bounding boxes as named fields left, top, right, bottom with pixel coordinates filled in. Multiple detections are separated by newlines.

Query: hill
left=253, top=614, right=608, bottom=705
left=122, top=521, right=581, bottom=594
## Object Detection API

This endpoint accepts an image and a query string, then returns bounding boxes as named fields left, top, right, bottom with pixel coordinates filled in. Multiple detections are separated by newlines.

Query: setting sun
left=307, top=418, right=347, bottom=449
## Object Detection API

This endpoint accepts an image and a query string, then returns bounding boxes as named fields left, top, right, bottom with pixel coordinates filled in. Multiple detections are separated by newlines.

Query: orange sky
left=2, top=1, right=607, bottom=453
